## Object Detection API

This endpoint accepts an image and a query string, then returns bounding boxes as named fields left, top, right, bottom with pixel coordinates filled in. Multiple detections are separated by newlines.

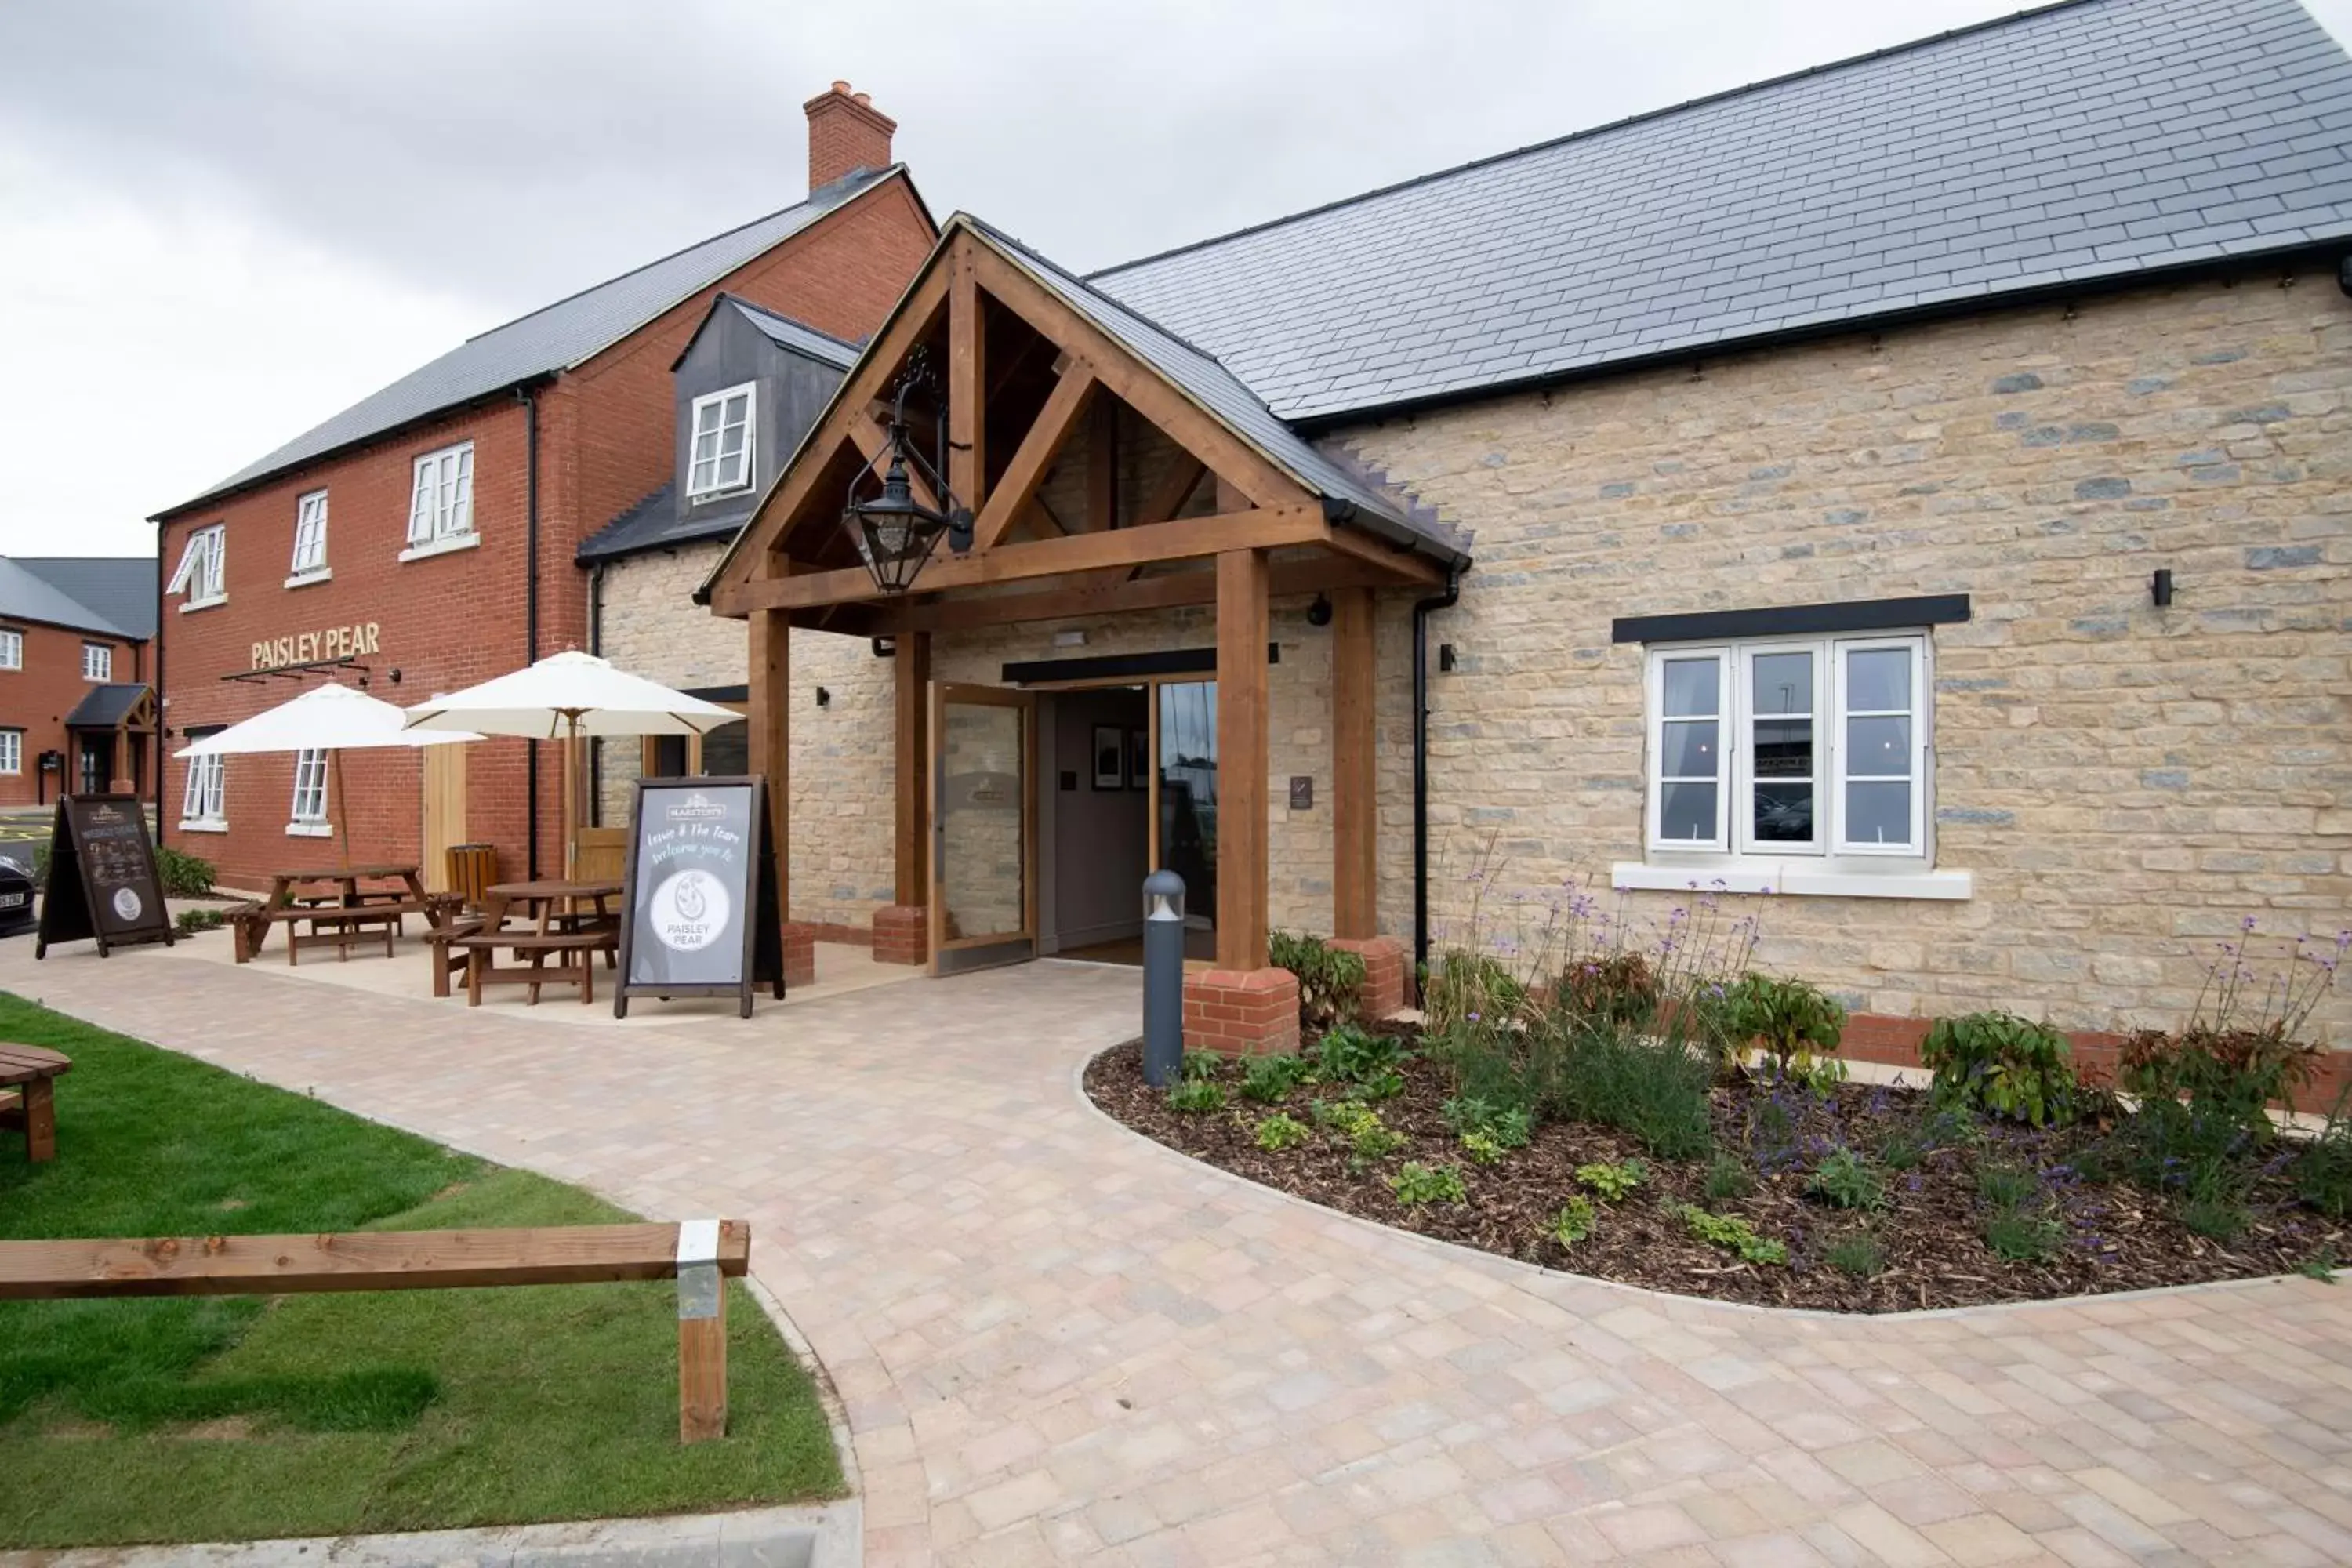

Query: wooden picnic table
left=442, top=879, right=622, bottom=1007
left=231, top=862, right=460, bottom=965
left=0, top=1044, right=71, bottom=1163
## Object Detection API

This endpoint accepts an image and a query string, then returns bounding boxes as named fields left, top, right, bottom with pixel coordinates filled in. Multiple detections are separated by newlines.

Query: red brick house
left=151, top=83, right=935, bottom=892
left=0, top=557, right=157, bottom=808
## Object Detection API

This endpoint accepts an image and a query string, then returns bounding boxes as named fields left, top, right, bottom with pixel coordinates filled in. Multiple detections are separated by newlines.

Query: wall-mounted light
left=2151, top=568, right=2175, bottom=608
left=1439, top=643, right=1457, bottom=673
left=389, top=668, right=403, bottom=685
left=815, top=686, right=832, bottom=709
left=1306, top=593, right=1334, bottom=628
left=871, top=637, right=896, bottom=659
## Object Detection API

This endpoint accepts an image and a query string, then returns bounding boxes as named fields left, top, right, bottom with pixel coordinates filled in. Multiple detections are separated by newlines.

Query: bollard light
left=1142, top=869, right=1186, bottom=1086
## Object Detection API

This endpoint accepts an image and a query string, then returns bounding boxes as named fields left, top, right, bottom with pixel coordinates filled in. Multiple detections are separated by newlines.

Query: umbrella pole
left=332, top=748, right=351, bottom=869
left=562, top=713, right=579, bottom=879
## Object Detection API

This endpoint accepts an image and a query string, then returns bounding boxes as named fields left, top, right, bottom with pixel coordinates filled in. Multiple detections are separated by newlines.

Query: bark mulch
left=1083, top=1037, right=2349, bottom=1312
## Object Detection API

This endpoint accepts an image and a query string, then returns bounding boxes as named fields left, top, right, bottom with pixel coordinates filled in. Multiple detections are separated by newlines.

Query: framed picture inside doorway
left=1091, top=725, right=1125, bottom=790
left=1127, top=730, right=1149, bottom=790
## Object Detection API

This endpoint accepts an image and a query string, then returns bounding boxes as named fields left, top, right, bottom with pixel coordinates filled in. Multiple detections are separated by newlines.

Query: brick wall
left=0, top=622, right=147, bottom=808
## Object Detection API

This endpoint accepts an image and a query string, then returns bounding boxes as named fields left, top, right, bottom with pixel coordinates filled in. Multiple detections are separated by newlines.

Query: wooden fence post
left=677, top=1218, right=729, bottom=1443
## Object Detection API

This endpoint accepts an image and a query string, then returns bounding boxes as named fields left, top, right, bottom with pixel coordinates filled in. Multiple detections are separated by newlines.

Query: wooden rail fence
left=0, top=1219, right=750, bottom=1442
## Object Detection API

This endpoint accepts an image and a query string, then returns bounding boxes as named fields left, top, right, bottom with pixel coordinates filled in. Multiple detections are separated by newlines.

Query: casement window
left=180, top=736, right=227, bottom=830
left=0, top=630, right=20, bottom=671
left=289, top=746, right=330, bottom=833
left=82, top=643, right=112, bottom=682
left=169, top=523, right=227, bottom=608
left=289, top=490, right=329, bottom=580
left=1628, top=631, right=1962, bottom=898
left=404, top=441, right=475, bottom=557
left=0, top=731, right=20, bottom=775
left=687, top=383, right=756, bottom=499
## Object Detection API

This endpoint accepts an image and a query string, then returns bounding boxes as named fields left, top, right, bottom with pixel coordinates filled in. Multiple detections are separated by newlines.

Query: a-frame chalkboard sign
left=613, top=775, right=784, bottom=1019
left=36, top=794, right=176, bottom=959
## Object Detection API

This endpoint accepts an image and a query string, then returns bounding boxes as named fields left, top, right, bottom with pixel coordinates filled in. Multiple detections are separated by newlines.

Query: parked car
left=0, top=852, right=33, bottom=935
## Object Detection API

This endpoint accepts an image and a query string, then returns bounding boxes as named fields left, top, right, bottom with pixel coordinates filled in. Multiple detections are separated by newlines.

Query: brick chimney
left=804, top=81, right=897, bottom=193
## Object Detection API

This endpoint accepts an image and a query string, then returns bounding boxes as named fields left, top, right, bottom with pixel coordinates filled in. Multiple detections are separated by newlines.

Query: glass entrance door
left=1155, top=681, right=1219, bottom=961
left=929, top=684, right=1036, bottom=975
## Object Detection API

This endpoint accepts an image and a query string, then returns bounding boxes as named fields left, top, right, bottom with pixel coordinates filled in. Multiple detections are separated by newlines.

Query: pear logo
left=651, top=869, right=728, bottom=953
left=111, top=887, right=143, bottom=923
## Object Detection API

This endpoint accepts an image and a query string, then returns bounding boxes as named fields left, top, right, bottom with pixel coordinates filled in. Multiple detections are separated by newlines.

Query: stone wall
left=1334, top=263, right=2350, bottom=1039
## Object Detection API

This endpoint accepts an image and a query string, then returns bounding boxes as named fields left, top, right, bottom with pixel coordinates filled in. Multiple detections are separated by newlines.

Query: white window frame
left=686, top=383, right=757, bottom=499
left=0, top=630, right=21, bottom=671
left=180, top=746, right=227, bottom=832
left=169, top=523, right=227, bottom=609
left=401, top=441, right=477, bottom=561
left=0, top=731, right=20, bottom=775
left=82, top=643, right=111, bottom=682
left=288, top=489, right=330, bottom=583
left=288, top=746, right=331, bottom=835
left=1621, top=630, right=1969, bottom=900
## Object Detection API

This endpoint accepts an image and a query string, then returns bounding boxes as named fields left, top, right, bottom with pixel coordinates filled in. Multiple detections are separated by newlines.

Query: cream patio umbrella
left=174, top=682, right=481, bottom=865
left=399, top=650, right=741, bottom=876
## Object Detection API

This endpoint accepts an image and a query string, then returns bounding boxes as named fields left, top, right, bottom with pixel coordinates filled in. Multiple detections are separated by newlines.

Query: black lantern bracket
left=842, top=354, right=975, bottom=594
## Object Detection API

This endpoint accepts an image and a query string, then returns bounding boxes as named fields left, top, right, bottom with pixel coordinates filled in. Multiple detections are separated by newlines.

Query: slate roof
left=724, top=298, right=862, bottom=369
left=1091, top=0, right=2352, bottom=424
left=0, top=557, right=139, bottom=639
left=13, top=557, right=156, bottom=639
left=64, top=684, right=152, bottom=730
left=165, top=167, right=908, bottom=514
left=963, top=218, right=1470, bottom=564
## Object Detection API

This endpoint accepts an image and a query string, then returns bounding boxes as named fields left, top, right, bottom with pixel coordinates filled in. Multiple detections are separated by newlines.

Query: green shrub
left=1423, top=949, right=1526, bottom=1036
left=1723, top=973, right=1846, bottom=1078
left=2298, top=1244, right=2339, bottom=1281
left=156, top=844, right=216, bottom=898
left=1314, top=1022, right=1403, bottom=1086
left=1311, top=1098, right=1376, bottom=1134
left=1460, top=1131, right=1508, bottom=1166
left=29, top=841, right=50, bottom=891
left=1573, top=1160, right=1646, bottom=1202
left=1984, top=1210, right=2062, bottom=1262
left=1558, top=951, right=1658, bottom=1026
left=1316, top=1100, right=1405, bottom=1159
left=1441, top=1096, right=1531, bottom=1149
left=1344, top=1067, right=1406, bottom=1103
left=1974, top=1162, right=2039, bottom=1211
left=1549, top=1014, right=1715, bottom=1160
left=1677, top=1205, right=1787, bottom=1265
left=2120, top=1024, right=2316, bottom=1145
left=1253, top=1112, right=1311, bottom=1152
left=1180, top=1051, right=1225, bottom=1082
left=1824, top=1232, right=1886, bottom=1278
left=1167, top=1079, right=1225, bottom=1114
left=2180, top=1194, right=2249, bottom=1242
left=1552, top=1196, right=1596, bottom=1247
left=2297, top=1088, right=2352, bottom=1219
left=1704, top=1152, right=1753, bottom=1200
left=1806, top=1147, right=1886, bottom=1210
left=1921, top=1011, right=2078, bottom=1127
left=1269, top=930, right=1367, bottom=1029
left=174, top=907, right=225, bottom=935
left=1237, top=1053, right=1310, bottom=1104
left=1389, top=1162, right=1466, bottom=1206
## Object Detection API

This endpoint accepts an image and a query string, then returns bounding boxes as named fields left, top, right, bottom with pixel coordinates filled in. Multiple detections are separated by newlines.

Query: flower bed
left=1087, top=1036, right=2349, bottom=1312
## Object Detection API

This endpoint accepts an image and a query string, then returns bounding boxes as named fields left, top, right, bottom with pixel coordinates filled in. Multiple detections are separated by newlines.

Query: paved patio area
left=5, top=937, right=2351, bottom=1566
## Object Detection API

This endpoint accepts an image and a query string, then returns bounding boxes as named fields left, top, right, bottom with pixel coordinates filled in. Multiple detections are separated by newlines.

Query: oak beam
left=1215, top=549, right=1272, bottom=971
left=893, top=630, right=931, bottom=904
left=713, top=504, right=1329, bottom=615
left=1331, top=586, right=1377, bottom=939
left=747, top=593, right=790, bottom=934
left=948, top=251, right=984, bottom=516
left=1085, top=395, right=1119, bottom=532
left=1323, top=524, right=1446, bottom=587
left=968, top=366, right=1095, bottom=551
left=862, top=554, right=1406, bottom=635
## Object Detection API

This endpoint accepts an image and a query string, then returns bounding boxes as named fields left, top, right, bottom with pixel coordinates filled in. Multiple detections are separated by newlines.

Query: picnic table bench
left=229, top=863, right=462, bottom=966
left=442, top=880, right=622, bottom=1007
left=0, top=1044, right=71, bottom=1163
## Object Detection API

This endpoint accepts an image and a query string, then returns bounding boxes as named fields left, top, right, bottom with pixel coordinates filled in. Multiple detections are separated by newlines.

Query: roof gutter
left=1319, top=495, right=1468, bottom=572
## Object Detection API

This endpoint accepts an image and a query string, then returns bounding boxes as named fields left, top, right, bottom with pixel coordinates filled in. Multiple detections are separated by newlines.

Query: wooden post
left=1215, top=548, right=1270, bottom=971
left=949, top=250, right=985, bottom=516
left=747, top=593, right=790, bottom=935
left=675, top=1218, right=728, bottom=1443
left=22, top=1078, right=56, bottom=1163
left=893, top=631, right=931, bottom=904
left=1332, top=585, right=1377, bottom=939
left=1087, top=394, right=1118, bottom=532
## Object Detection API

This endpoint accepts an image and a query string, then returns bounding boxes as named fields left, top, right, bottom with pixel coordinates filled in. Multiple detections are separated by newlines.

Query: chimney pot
left=804, top=80, right=898, bottom=193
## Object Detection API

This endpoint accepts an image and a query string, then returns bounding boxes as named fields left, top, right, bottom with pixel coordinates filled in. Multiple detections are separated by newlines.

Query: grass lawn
left=0, top=993, right=842, bottom=1549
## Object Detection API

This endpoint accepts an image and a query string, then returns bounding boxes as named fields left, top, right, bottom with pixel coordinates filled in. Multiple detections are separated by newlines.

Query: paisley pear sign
left=615, top=776, right=784, bottom=1018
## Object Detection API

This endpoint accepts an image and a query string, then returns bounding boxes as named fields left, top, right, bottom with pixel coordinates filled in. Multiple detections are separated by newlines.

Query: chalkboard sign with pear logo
left=36, top=794, right=176, bottom=959
left=613, top=775, right=783, bottom=1018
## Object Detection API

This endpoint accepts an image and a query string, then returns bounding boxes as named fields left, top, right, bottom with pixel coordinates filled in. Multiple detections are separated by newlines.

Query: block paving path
left=8, top=944, right=2352, bottom=1566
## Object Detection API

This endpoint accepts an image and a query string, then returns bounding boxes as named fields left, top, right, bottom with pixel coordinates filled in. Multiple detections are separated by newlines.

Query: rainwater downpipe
left=1410, top=568, right=1460, bottom=990
left=517, top=385, right=541, bottom=880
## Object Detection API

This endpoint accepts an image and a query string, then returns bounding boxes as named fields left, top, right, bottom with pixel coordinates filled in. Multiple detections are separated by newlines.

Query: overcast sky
left=4, top=0, right=2348, bottom=559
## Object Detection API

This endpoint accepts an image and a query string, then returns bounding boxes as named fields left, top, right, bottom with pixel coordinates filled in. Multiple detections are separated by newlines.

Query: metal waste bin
left=445, top=843, right=499, bottom=910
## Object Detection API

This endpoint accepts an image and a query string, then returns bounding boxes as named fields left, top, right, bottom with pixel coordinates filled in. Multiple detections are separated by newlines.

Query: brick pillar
left=782, top=922, right=818, bottom=990
left=872, top=904, right=928, bottom=966
left=1182, top=967, right=1300, bottom=1056
left=1329, top=935, right=1408, bottom=1020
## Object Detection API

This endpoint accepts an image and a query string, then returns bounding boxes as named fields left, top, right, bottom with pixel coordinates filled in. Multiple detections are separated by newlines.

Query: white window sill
left=284, top=568, right=332, bottom=590
left=398, top=533, right=480, bottom=564
left=1612, top=859, right=1972, bottom=901
left=686, top=483, right=754, bottom=505
left=178, top=819, right=230, bottom=834
left=285, top=822, right=333, bottom=837
left=179, top=595, right=227, bottom=614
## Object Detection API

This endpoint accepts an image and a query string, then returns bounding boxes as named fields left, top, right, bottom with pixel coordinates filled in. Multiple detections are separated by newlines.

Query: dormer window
left=688, top=383, right=757, bottom=499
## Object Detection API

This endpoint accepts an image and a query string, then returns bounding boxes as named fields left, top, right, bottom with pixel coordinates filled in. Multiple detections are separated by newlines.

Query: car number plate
left=0, top=892, right=27, bottom=908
